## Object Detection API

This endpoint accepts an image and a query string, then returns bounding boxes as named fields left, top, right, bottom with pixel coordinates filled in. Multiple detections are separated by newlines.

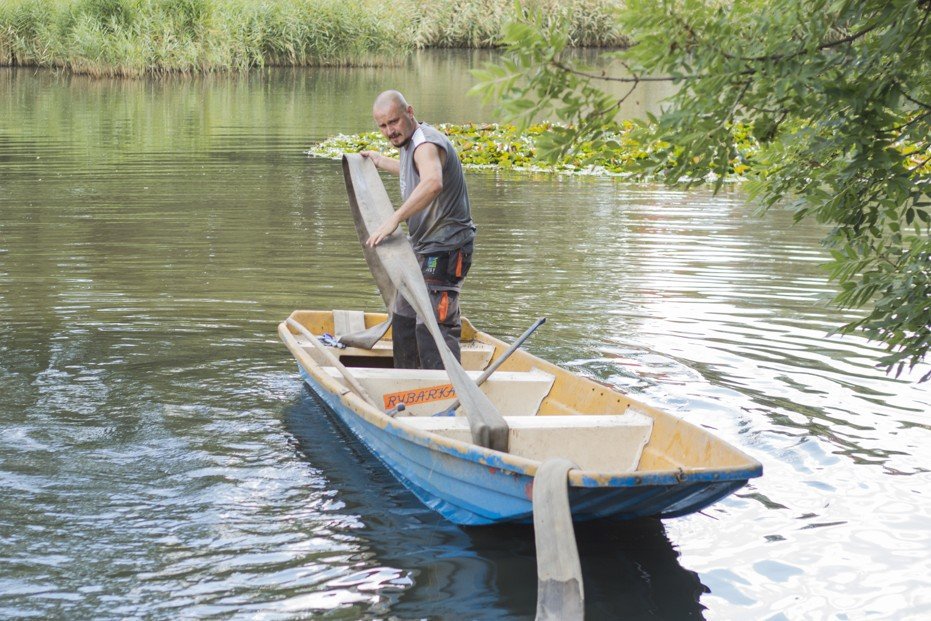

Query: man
left=362, top=90, right=475, bottom=370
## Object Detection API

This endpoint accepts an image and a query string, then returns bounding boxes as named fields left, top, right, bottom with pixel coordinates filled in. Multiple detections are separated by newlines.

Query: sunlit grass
left=0, top=0, right=626, bottom=76
left=409, top=0, right=625, bottom=49
left=0, top=0, right=411, bottom=76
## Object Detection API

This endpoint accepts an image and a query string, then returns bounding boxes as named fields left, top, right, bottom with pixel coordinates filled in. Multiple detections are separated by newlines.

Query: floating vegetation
left=310, top=121, right=931, bottom=183
left=307, top=121, right=761, bottom=183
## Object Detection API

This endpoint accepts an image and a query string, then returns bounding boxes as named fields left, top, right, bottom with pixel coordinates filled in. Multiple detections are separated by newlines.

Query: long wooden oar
left=286, top=317, right=379, bottom=409
left=333, top=152, right=400, bottom=350
left=342, top=155, right=582, bottom=618
left=534, top=458, right=584, bottom=620
left=342, top=154, right=509, bottom=452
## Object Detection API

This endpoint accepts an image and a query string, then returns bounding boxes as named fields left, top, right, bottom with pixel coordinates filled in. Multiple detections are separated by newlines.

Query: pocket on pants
left=447, top=248, right=472, bottom=283
left=431, top=290, right=460, bottom=326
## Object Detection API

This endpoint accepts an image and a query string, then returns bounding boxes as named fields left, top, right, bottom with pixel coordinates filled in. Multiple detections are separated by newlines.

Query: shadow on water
left=283, top=386, right=707, bottom=620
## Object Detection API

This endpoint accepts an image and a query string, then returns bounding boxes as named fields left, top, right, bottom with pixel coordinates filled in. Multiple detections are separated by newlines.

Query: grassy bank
left=408, top=0, right=624, bottom=49
left=0, top=0, right=407, bottom=76
left=0, top=0, right=625, bottom=77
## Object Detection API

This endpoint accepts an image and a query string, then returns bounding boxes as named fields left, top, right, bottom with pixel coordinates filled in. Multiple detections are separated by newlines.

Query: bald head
left=372, top=90, right=418, bottom=148
left=373, top=90, right=409, bottom=116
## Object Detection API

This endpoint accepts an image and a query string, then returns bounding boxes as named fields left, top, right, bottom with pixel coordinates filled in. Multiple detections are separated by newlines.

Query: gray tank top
left=399, top=123, right=476, bottom=254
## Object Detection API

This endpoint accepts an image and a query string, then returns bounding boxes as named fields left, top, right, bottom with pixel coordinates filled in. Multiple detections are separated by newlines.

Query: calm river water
left=1, top=52, right=929, bottom=620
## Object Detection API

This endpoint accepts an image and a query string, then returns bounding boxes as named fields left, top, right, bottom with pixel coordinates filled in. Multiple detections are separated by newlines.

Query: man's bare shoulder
left=413, top=140, right=447, bottom=167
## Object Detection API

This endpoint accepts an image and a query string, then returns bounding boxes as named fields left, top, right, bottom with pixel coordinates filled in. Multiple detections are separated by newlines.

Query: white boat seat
left=321, top=367, right=556, bottom=416
left=398, top=414, right=654, bottom=472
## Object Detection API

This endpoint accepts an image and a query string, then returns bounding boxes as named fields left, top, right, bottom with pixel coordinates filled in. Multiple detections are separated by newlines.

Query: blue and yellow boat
left=278, top=309, right=762, bottom=526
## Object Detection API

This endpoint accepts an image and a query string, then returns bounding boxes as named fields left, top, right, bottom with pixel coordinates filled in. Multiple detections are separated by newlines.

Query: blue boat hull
left=299, top=368, right=755, bottom=526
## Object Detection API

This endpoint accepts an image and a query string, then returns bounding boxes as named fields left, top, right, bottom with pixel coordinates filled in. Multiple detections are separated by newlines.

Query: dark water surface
left=1, top=52, right=928, bottom=620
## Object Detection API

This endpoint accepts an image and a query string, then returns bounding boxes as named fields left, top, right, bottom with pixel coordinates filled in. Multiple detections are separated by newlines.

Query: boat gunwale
left=278, top=312, right=763, bottom=488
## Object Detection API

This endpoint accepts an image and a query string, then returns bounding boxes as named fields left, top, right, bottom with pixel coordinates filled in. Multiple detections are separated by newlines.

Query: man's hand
left=361, top=150, right=399, bottom=175
left=360, top=150, right=380, bottom=168
left=366, top=214, right=400, bottom=247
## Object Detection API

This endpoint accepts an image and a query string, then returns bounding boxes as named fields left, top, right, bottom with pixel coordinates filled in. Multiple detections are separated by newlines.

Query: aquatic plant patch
left=307, top=121, right=761, bottom=182
left=309, top=121, right=930, bottom=183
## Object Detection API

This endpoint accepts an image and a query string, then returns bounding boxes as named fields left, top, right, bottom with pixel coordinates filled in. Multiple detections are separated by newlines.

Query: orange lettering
left=381, top=383, right=457, bottom=410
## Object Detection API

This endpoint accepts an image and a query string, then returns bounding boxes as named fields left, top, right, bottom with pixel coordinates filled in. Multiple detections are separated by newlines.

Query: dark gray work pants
left=392, top=289, right=462, bottom=370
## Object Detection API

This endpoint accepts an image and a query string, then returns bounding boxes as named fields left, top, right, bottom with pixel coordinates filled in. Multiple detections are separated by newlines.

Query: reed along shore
left=0, top=0, right=626, bottom=77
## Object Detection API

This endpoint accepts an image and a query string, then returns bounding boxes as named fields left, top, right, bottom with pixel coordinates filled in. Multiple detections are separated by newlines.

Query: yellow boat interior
left=281, top=310, right=757, bottom=475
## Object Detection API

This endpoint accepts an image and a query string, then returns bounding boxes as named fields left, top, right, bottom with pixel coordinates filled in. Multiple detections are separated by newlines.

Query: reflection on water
left=286, top=388, right=706, bottom=619
left=1, top=53, right=929, bottom=619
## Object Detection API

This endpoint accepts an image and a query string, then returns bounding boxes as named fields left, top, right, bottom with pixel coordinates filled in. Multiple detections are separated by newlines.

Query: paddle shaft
left=442, top=317, right=546, bottom=415
left=286, top=317, right=379, bottom=409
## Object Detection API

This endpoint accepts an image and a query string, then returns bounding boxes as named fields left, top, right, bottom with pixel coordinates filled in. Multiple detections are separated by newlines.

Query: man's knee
left=415, top=322, right=460, bottom=369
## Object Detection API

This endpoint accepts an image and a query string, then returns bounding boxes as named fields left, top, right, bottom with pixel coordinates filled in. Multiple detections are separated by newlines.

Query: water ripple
left=1, top=64, right=929, bottom=620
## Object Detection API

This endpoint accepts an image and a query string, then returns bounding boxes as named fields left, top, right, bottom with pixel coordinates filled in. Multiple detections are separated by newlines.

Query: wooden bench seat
left=322, top=367, right=556, bottom=416
left=397, top=414, right=654, bottom=472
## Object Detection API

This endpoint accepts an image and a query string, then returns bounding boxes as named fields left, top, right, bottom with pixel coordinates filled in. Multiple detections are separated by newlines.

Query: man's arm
left=361, top=150, right=400, bottom=175
left=366, top=143, right=444, bottom=247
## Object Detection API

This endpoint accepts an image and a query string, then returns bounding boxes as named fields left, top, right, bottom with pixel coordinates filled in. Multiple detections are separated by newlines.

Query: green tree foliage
left=474, top=0, right=931, bottom=381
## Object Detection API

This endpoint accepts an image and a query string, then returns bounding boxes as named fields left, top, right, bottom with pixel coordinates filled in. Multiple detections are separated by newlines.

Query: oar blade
left=533, top=458, right=584, bottom=621
left=342, top=155, right=398, bottom=311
